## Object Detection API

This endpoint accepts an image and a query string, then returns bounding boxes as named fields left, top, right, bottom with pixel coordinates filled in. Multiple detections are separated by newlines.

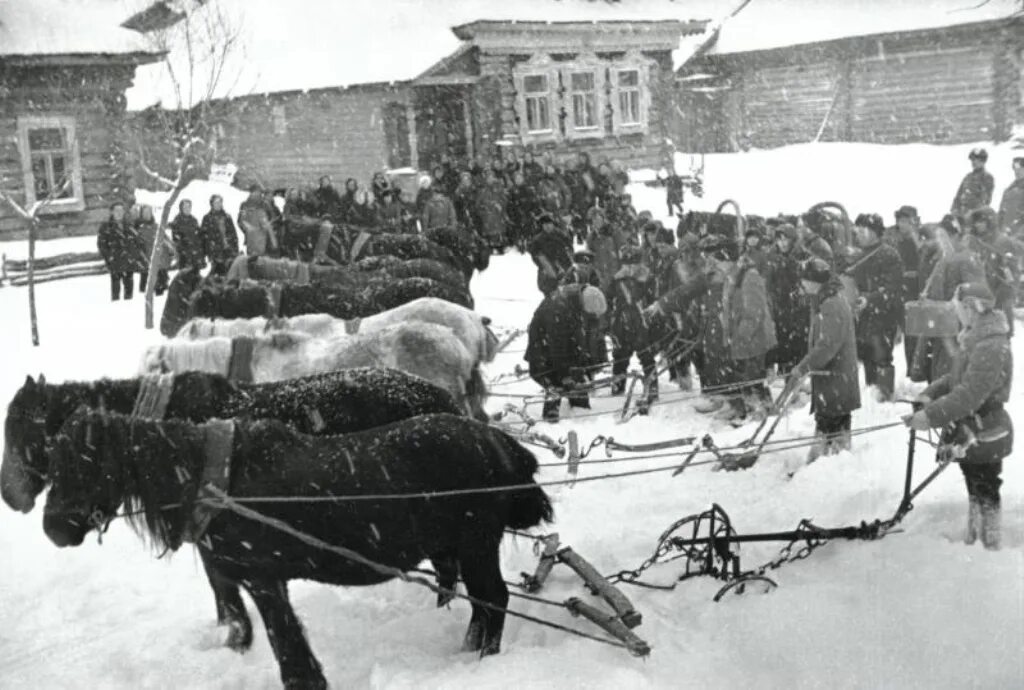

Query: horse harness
left=182, top=418, right=236, bottom=545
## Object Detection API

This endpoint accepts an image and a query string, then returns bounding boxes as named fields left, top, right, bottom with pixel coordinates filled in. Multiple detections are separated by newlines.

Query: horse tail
left=497, top=432, right=553, bottom=530
left=465, top=365, right=490, bottom=423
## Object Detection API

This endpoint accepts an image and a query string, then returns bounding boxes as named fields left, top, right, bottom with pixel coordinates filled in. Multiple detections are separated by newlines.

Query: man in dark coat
left=951, top=148, right=994, bottom=220
left=906, top=282, right=1012, bottom=550
left=313, top=176, right=344, bottom=223
left=848, top=213, right=904, bottom=401
left=528, top=213, right=574, bottom=295
left=97, top=201, right=145, bottom=301
left=997, top=157, right=1024, bottom=240
left=766, top=223, right=810, bottom=374
left=781, top=258, right=861, bottom=465
left=967, top=206, right=1017, bottom=337
left=199, top=195, right=239, bottom=276
left=886, top=205, right=922, bottom=371
left=525, top=284, right=608, bottom=422
left=171, top=198, right=205, bottom=272
left=609, top=244, right=658, bottom=407
left=560, top=249, right=607, bottom=377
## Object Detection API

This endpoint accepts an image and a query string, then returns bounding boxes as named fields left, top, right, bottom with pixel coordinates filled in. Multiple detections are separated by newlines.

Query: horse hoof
left=461, top=621, right=485, bottom=652
left=225, top=620, right=253, bottom=653
left=283, top=678, right=327, bottom=690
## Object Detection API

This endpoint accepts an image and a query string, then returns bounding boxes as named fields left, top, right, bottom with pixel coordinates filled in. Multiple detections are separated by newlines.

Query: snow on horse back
left=144, top=322, right=486, bottom=419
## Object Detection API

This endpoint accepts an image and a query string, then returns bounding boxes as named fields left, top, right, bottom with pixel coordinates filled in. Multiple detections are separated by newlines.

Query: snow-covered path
left=2, top=139, right=1023, bottom=688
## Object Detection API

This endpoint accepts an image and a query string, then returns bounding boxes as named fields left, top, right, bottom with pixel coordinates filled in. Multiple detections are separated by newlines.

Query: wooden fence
left=0, top=251, right=107, bottom=288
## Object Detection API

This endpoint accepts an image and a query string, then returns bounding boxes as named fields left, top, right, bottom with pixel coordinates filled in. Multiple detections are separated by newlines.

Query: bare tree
left=137, top=0, right=245, bottom=329
left=0, top=179, right=72, bottom=346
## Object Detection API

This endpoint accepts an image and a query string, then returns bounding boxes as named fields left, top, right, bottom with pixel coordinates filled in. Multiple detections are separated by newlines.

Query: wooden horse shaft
left=565, top=598, right=650, bottom=657
left=558, top=547, right=642, bottom=628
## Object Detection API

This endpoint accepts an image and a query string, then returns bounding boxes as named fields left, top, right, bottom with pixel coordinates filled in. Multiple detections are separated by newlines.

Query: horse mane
left=58, top=409, right=205, bottom=553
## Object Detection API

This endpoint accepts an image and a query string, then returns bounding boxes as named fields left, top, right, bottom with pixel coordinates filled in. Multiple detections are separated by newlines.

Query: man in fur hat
left=906, top=282, right=1012, bottom=550
left=525, top=284, right=608, bottom=422
left=951, top=148, right=994, bottom=220
left=609, top=243, right=658, bottom=409
left=849, top=213, right=904, bottom=401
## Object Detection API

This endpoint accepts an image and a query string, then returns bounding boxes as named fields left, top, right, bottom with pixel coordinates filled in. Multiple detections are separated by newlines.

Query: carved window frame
left=16, top=114, right=85, bottom=214
left=611, top=51, right=654, bottom=136
left=513, top=54, right=560, bottom=144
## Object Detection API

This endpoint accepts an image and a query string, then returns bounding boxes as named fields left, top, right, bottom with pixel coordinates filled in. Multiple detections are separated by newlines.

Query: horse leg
left=458, top=536, right=508, bottom=656
left=200, top=550, right=253, bottom=651
left=431, top=552, right=459, bottom=607
left=241, top=576, right=326, bottom=690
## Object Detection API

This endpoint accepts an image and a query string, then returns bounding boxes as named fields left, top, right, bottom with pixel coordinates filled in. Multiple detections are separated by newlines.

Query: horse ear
left=24, top=374, right=35, bottom=388
left=481, top=316, right=492, bottom=326
left=38, top=373, right=46, bottom=386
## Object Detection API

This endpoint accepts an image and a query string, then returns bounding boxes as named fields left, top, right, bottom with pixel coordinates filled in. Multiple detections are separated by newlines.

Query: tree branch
left=137, top=142, right=179, bottom=189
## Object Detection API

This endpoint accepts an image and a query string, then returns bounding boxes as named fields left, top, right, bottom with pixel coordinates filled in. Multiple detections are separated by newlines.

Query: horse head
left=43, top=406, right=117, bottom=547
left=2, top=374, right=51, bottom=512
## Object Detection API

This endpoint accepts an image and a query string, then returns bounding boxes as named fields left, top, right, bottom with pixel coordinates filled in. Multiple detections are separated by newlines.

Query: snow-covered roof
left=708, top=0, right=1023, bottom=57
left=0, top=0, right=161, bottom=60
left=125, top=0, right=729, bottom=110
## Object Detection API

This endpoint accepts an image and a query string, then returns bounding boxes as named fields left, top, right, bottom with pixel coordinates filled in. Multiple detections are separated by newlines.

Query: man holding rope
left=904, top=282, right=1013, bottom=551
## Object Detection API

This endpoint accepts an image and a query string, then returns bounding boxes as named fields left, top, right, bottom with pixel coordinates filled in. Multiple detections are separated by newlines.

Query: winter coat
left=198, top=210, right=238, bottom=266
left=998, top=177, right=1024, bottom=238
left=659, top=270, right=736, bottom=390
left=536, top=175, right=568, bottom=217
left=313, top=186, right=344, bottom=221
left=453, top=186, right=477, bottom=233
left=238, top=199, right=277, bottom=257
left=528, top=228, right=574, bottom=293
left=724, top=263, right=777, bottom=361
left=421, top=192, right=458, bottom=232
left=793, top=277, right=861, bottom=417
left=922, top=310, right=1013, bottom=463
left=346, top=202, right=376, bottom=228
left=847, top=241, right=904, bottom=336
left=586, top=225, right=630, bottom=294
left=885, top=229, right=920, bottom=302
left=506, top=184, right=540, bottom=244
left=766, top=247, right=810, bottom=370
left=97, top=218, right=145, bottom=274
left=560, top=262, right=603, bottom=289
left=951, top=169, right=994, bottom=217
left=525, top=286, right=587, bottom=387
left=135, top=219, right=173, bottom=271
left=474, top=182, right=508, bottom=245
left=376, top=202, right=407, bottom=233
left=920, top=247, right=987, bottom=379
left=610, top=263, right=654, bottom=350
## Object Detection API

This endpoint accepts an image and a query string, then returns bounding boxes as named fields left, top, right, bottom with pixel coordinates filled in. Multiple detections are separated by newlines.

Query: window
left=271, top=105, right=288, bottom=135
left=617, top=69, right=641, bottom=125
left=523, top=74, right=552, bottom=133
left=611, top=57, right=650, bottom=134
left=16, top=116, right=84, bottom=213
left=569, top=72, right=598, bottom=130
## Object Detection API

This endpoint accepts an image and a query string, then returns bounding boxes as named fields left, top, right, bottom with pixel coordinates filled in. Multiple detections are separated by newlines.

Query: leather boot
left=863, top=362, right=877, bottom=388
left=964, top=497, right=981, bottom=546
left=876, top=365, right=895, bottom=402
left=980, top=503, right=1001, bottom=551
left=805, top=431, right=829, bottom=465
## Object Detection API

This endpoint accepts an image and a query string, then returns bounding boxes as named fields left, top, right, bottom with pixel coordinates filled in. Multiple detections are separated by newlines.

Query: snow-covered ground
left=2, top=140, right=1023, bottom=689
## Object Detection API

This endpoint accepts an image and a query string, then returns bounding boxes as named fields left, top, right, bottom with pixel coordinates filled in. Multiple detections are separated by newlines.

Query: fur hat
left=967, top=206, right=997, bottom=232
left=969, top=148, right=988, bottom=162
left=939, top=213, right=963, bottom=236
left=776, top=223, right=799, bottom=242
left=854, top=212, right=885, bottom=237
left=698, top=235, right=739, bottom=262
left=955, top=282, right=995, bottom=311
left=418, top=175, right=432, bottom=190
left=799, top=257, right=833, bottom=284
left=537, top=212, right=556, bottom=227
left=580, top=285, right=607, bottom=317
left=895, top=205, right=919, bottom=221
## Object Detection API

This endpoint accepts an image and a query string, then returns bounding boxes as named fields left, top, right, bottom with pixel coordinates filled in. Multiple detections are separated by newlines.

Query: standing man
left=887, top=205, right=922, bottom=372
left=951, top=148, right=994, bottom=220
left=525, top=284, right=608, bottom=422
left=997, top=157, right=1024, bottom=240
left=905, top=283, right=1012, bottom=551
left=528, top=213, right=574, bottom=295
left=849, top=213, right=904, bottom=401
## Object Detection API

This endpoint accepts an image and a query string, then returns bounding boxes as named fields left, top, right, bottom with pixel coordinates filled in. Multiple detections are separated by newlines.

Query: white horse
left=140, top=323, right=488, bottom=419
left=175, top=297, right=500, bottom=366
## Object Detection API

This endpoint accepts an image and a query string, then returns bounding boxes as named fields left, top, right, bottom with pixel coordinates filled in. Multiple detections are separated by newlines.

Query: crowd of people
left=523, top=146, right=1017, bottom=551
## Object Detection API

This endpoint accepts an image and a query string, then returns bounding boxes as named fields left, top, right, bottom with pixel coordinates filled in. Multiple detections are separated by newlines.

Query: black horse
left=333, top=230, right=458, bottom=268
left=173, top=276, right=473, bottom=338
left=2, top=369, right=463, bottom=652
left=44, top=409, right=552, bottom=690
left=352, top=255, right=468, bottom=290
left=424, top=226, right=490, bottom=277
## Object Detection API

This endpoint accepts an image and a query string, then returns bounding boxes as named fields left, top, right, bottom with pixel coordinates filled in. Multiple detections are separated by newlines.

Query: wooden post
left=520, top=532, right=561, bottom=593
left=566, top=430, right=580, bottom=477
left=27, top=217, right=39, bottom=346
